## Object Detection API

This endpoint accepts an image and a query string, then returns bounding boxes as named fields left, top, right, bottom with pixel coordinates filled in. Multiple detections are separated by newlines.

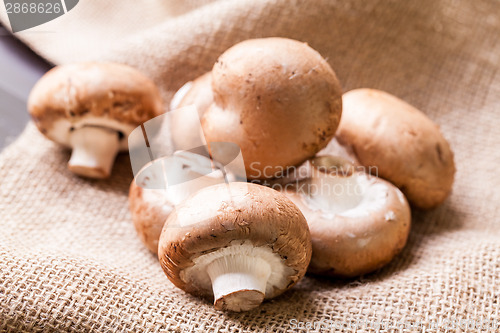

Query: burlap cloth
left=1, top=0, right=499, bottom=331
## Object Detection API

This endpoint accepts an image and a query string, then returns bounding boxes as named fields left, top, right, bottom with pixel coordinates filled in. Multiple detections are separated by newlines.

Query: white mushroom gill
left=302, top=156, right=389, bottom=218
left=51, top=117, right=135, bottom=150
left=162, top=152, right=226, bottom=205
left=181, top=241, right=294, bottom=311
left=138, top=151, right=227, bottom=206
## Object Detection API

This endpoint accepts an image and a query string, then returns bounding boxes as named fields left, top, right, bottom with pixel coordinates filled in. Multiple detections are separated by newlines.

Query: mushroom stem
left=206, top=255, right=271, bottom=312
left=68, top=126, right=120, bottom=179
left=307, top=156, right=363, bottom=214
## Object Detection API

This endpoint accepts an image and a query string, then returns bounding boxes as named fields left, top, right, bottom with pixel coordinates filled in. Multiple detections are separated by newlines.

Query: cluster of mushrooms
left=28, top=38, right=455, bottom=312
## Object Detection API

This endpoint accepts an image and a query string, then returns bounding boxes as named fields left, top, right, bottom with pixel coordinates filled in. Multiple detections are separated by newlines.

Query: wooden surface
left=0, top=24, right=51, bottom=150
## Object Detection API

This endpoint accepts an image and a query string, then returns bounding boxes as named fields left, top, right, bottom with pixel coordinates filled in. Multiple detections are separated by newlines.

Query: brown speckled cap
left=172, top=71, right=213, bottom=113
left=27, top=62, right=164, bottom=179
left=158, top=182, right=312, bottom=311
left=337, top=88, right=456, bottom=209
left=285, top=161, right=411, bottom=278
left=170, top=72, right=213, bottom=150
left=129, top=180, right=174, bottom=254
left=201, top=38, right=342, bottom=180
left=28, top=62, right=164, bottom=146
left=128, top=151, right=228, bottom=254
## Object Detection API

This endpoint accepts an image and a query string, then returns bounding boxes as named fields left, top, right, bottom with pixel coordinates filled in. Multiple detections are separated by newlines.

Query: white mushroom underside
left=50, top=117, right=135, bottom=150
left=304, top=173, right=390, bottom=219
left=137, top=150, right=228, bottom=204
left=180, top=241, right=294, bottom=299
left=141, top=170, right=226, bottom=206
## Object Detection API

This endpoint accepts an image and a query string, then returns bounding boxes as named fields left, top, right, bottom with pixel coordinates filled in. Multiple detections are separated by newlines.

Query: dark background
left=0, top=23, right=51, bottom=150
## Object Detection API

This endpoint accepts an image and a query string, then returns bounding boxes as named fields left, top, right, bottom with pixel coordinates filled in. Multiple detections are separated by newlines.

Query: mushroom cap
left=158, top=182, right=312, bottom=299
left=171, top=72, right=213, bottom=113
left=28, top=62, right=164, bottom=150
left=285, top=171, right=411, bottom=277
left=129, top=180, right=174, bottom=254
left=201, top=38, right=342, bottom=180
left=129, top=151, right=228, bottom=253
left=170, top=72, right=213, bottom=150
left=336, top=88, right=455, bottom=209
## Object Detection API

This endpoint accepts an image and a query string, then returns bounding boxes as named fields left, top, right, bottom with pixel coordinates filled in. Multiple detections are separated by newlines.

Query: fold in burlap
left=1, top=0, right=499, bottom=331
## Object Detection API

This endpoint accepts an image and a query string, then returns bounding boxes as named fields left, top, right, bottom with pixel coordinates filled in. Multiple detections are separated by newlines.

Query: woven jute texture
left=1, top=0, right=500, bottom=332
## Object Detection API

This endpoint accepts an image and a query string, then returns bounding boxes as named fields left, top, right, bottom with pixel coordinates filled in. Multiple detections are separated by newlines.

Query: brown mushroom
left=28, top=62, right=164, bottom=179
left=158, top=182, right=312, bottom=312
left=283, top=156, right=411, bottom=277
left=170, top=72, right=213, bottom=150
left=129, top=151, right=228, bottom=253
left=201, top=38, right=343, bottom=180
left=129, top=181, right=173, bottom=254
left=335, top=88, right=455, bottom=209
